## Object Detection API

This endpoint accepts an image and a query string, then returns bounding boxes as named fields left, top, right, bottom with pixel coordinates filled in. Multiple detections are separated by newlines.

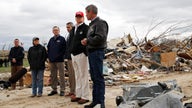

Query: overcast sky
left=1, top=0, right=192, bottom=50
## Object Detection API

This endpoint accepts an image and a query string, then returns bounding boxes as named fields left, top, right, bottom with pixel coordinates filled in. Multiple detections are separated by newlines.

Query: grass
left=0, top=59, right=29, bottom=73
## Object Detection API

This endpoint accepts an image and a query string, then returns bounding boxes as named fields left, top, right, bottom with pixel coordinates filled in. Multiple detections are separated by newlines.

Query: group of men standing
left=8, top=4, right=108, bottom=108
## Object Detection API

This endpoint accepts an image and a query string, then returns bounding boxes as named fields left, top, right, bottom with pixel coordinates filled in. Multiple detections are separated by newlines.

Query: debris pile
left=103, top=34, right=192, bottom=85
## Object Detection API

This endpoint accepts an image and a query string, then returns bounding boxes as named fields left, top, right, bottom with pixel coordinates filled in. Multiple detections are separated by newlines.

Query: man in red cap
left=70, top=11, right=89, bottom=104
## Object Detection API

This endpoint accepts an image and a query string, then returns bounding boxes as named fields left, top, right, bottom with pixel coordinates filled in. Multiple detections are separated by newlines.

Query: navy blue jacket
left=8, top=46, right=24, bottom=66
left=47, top=35, right=66, bottom=62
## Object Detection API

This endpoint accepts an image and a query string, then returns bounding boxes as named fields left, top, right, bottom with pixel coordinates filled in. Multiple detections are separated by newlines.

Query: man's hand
left=81, top=38, right=87, bottom=46
left=12, top=58, right=16, bottom=63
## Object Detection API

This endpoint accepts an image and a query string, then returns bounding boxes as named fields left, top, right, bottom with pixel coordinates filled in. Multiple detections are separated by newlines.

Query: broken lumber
left=141, top=58, right=162, bottom=67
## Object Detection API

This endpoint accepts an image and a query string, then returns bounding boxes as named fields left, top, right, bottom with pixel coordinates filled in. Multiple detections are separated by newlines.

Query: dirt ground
left=0, top=72, right=192, bottom=108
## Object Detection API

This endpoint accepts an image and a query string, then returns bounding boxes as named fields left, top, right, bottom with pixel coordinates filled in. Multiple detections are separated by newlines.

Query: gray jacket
left=87, top=17, right=109, bottom=50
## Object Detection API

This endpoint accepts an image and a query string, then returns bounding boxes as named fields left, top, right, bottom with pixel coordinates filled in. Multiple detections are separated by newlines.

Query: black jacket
left=87, top=17, right=109, bottom=50
left=65, top=34, right=74, bottom=60
left=47, top=35, right=66, bottom=62
left=8, top=46, right=24, bottom=66
left=70, top=23, right=89, bottom=56
left=28, top=44, right=47, bottom=71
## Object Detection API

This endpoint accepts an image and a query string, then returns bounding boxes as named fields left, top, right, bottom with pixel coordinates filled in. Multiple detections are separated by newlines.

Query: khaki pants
left=50, top=62, right=65, bottom=92
left=67, top=60, right=76, bottom=94
left=71, top=53, right=89, bottom=100
left=11, top=66, right=23, bottom=89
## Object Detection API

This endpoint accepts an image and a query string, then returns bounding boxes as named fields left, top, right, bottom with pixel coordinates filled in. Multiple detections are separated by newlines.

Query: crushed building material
left=116, top=80, right=184, bottom=108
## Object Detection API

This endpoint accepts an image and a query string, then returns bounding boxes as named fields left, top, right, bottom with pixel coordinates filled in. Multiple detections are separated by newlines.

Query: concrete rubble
left=116, top=80, right=184, bottom=108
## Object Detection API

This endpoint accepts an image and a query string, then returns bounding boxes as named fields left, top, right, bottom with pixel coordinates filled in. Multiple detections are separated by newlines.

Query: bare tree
left=135, top=19, right=192, bottom=46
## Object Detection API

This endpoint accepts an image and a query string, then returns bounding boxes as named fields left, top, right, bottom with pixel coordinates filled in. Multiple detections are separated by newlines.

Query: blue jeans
left=88, top=49, right=105, bottom=105
left=31, top=70, right=44, bottom=95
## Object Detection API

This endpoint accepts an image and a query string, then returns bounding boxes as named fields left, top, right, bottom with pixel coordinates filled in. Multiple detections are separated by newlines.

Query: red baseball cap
left=75, top=11, right=84, bottom=17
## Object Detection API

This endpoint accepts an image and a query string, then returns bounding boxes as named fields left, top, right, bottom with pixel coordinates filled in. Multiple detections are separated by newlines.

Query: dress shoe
left=37, top=94, right=42, bottom=97
left=60, top=91, right=65, bottom=96
left=71, top=96, right=81, bottom=102
left=84, top=103, right=105, bottom=108
left=48, top=91, right=58, bottom=96
left=84, top=102, right=97, bottom=108
left=30, top=94, right=36, bottom=98
left=78, top=99, right=89, bottom=104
